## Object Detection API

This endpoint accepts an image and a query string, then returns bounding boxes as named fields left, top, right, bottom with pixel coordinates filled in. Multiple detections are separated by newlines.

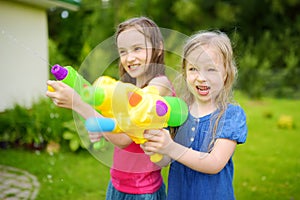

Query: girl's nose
left=126, top=52, right=136, bottom=62
left=196, top=71, right=206, bottom=82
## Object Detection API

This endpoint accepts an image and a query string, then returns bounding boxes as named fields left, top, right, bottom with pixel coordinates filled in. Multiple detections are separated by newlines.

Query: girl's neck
left=136, top=75, right=152, bottom=88
left=189, top=101, right=217, bottom=118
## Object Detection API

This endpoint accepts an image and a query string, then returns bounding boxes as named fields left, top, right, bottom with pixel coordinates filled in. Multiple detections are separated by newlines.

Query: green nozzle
left=82, top=86, right=105, bottom=106
left=164, top=96, right=188, bottom=127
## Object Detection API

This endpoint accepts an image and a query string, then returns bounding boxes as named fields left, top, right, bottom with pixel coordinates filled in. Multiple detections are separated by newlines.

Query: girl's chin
left=127, top=73, right=141, bottom=79
left=127, top=69, right=145, bottom=78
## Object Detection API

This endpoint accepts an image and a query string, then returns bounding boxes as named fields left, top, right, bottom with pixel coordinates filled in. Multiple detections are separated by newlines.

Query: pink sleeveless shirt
left=110, top=76, right=176, bottom=194
left=111, top=143, right=162, bottom=194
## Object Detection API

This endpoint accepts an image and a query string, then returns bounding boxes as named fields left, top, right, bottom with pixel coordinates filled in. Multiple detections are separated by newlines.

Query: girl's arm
left=148, top=76, right=174, bottom=96
left=143, top=129, right=237, bottom=174
left=46, top=80, right=132, bottom=148
left=143, top=76, right=175, bottom=165
left=46, top=76, right=174, bottom=149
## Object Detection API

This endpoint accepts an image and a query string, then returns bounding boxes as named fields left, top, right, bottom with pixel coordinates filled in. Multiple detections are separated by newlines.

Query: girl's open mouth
left=196, top=85, right=210, bottom=96
left=128, top=65, right=139, bottom=70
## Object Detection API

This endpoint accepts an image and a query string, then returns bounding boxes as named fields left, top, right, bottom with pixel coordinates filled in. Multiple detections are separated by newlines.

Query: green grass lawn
left=1, top=93, right=299, bottom=199
left=233, top=93, right=300, bottom=200
left=0, top=149, right=109, bottom=199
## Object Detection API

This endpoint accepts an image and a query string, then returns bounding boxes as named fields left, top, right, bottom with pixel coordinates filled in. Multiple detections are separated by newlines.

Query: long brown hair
left=115, top=17, right=165, bottom=87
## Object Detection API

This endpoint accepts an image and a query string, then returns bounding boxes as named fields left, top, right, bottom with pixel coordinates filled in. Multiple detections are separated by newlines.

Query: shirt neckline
left=188, top=112, right=212, bottom=122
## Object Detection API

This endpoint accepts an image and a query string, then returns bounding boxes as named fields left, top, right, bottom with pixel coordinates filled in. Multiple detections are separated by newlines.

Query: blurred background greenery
left=49, top=0, right=300, bottom=99
left=1, top=0, right=300, bottom=199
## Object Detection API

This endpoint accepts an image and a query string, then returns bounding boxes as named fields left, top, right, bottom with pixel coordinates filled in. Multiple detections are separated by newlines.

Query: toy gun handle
left=85, top=117, right=163, bottom=162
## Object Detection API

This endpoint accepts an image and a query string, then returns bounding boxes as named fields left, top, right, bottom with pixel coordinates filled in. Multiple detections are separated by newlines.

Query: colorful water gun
left=47, top=64, right=91, bottom=94
left=48, top=64, right=108, bottom=149
left=48, top=65, right=189, bottom=162
left=84, top=76, right=188, bottom=162
left=48, top=65, right=111, bottom=115
left=81, top=76, right=117, bottom=117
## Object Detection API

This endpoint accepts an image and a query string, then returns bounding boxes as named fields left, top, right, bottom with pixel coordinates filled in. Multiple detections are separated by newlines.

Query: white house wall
left=0, top=1, right=49, bottom=111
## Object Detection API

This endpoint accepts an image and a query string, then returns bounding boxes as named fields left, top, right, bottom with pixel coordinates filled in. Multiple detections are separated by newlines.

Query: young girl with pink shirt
left=46, top=17, right=174, bottom=200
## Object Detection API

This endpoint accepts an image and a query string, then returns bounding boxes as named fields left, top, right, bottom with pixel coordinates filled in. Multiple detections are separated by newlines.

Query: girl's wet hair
left=180, top=30, right=237, bottom=106
left=116, top=17, right=165, bottom=87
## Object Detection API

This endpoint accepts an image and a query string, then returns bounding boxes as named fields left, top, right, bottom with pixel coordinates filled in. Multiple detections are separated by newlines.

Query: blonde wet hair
left=177, top=30, right=238, bottom=150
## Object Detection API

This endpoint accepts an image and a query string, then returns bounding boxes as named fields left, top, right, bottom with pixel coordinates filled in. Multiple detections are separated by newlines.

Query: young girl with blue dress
left=142, top=30, right=248, bottom=200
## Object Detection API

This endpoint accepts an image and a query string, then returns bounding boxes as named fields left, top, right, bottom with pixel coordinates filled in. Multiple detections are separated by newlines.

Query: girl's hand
left=88, top=131, right=103, bottom=143
left=142, top=129, right=174, bottom=156
left=46, top=80, right=82, bottom=109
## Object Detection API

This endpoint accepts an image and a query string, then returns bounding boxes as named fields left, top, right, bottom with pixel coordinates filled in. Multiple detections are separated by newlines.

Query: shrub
left=0, top=98, right=73, bottom=149
left=62, top=119, right=90, bottom=152
left=277, top=115, right=294, bottom=129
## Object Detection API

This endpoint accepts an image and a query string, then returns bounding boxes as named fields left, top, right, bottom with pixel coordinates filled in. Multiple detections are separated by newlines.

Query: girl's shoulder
left=149, top=75, right=171, bottom=86
left=225, top=104, right=246, bottom=117
left=217, top=104, right=247, bottom=143
left=223, top=104, right=247, bottom=127
left=149, top=76, right=176, bottom=96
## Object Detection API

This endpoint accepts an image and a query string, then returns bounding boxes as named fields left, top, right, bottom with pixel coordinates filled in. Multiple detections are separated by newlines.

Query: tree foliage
left=48, top=0, right=300, bottom=99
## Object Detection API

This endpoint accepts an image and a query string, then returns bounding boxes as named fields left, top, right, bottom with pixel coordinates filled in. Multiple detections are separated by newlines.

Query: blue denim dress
left=106, top=181, right=166, bottom=200
left=167, top=104, right=248, bottom=200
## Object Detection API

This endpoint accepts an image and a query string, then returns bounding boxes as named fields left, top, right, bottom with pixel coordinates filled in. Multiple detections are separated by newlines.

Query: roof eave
left=13, top=0, right=80, bottom=11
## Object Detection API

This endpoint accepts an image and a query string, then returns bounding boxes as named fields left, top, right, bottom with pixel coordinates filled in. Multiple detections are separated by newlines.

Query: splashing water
left=1, top=29, right=52, bottom=67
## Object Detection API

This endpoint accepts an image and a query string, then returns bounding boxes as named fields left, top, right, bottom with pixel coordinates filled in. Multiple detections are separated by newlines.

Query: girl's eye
left=134, top=47, right=143, bottom=51
left=208, top=67, right=217, bottom=72
left=119, top=50, right=127, bottom=56
left=188, top=66, right=198, bottom=71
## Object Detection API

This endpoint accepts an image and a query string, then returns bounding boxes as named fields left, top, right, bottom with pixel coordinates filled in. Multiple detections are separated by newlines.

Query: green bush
left=62, top=119, right=90, bottom=152
left=236, top=30, right=300, bottom=99
left=0, top=98, right=73, bottom=149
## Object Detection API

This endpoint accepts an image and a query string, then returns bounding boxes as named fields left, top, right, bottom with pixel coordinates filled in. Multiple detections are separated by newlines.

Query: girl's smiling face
left=117, top=27, right=153, bottom=81
left=185, top=45, right=226, bottom=105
